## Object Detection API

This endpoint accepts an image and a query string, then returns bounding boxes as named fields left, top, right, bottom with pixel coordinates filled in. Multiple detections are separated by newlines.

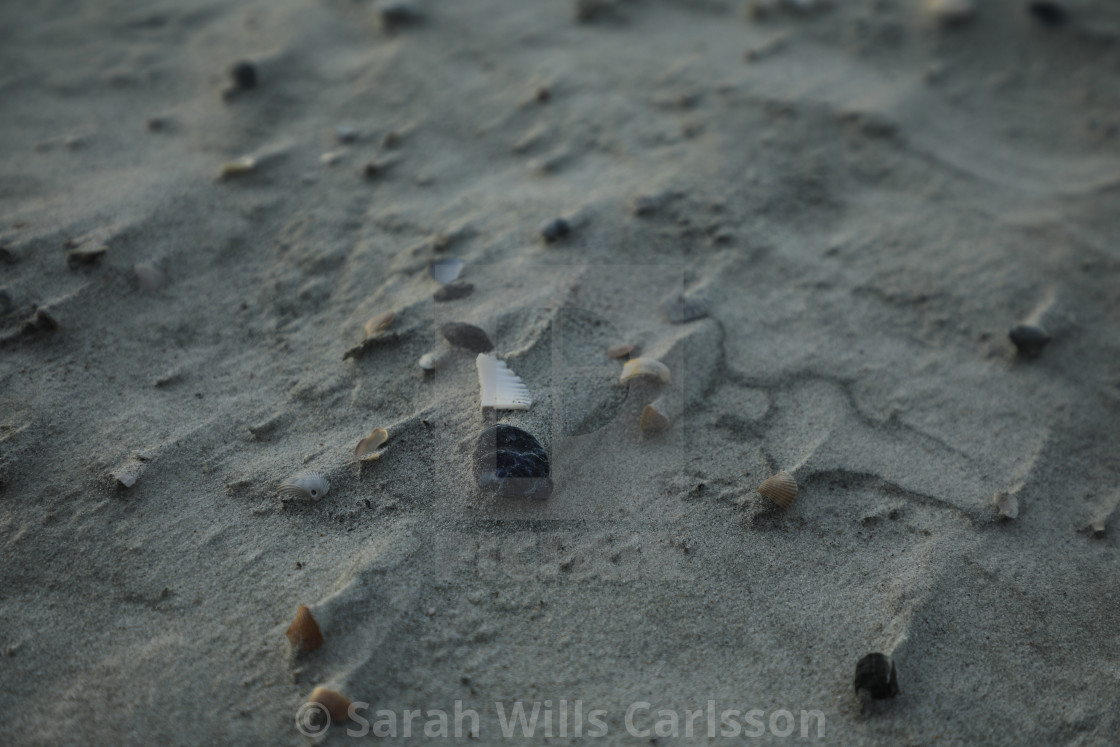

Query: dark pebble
left=433, top=281, right=474, bottom=302
left=662, top=293, right=708, bottom=324
left=439, top=322, right=493, bottom=353
left=229, top=61, right=257, bottom=90
left=854, top=653, right=899, bottom=700
left=540, top=218, right=571, bottom=244
left=1028, top=2, right=1068, bottom=26
left=378, top=0, right=425, bottom=30
left=472, top=424, right=553, bottom=499
left=1009, top=324, right=1050, bottom=357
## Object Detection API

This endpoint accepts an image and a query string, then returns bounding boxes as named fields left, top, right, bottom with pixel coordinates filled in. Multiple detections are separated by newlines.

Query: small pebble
left=1008, top=324, right=1050, bottom=357
left=607, top=343, right=635, bottom=359
left=229, top=61, right=257, bottom=90
left=378, top=0, right=424, bottom=30
left=854, top=653, right=899, bottom=700
left=539, top=218, right=571, bottom=244
left=440, top=322, right=493, bottom=353
left=1028, top=2, right=1068, bottom=26
left=433, top=280, right=474, bottom=302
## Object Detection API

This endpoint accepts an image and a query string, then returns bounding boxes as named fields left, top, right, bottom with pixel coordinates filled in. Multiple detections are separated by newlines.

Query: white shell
left=476, top=354, right=531, bottom=410
left=619, top=357, right=670, bottom=384
left=279, top=472, right=329, bottom=501
left=992, top=492, right=1019, bottom=520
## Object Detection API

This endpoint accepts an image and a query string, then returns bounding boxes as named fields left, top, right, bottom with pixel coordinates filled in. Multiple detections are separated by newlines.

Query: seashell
left=134, top=262, right=166, bottom=293
left=308, top=687, right=351, bottom=723
left=757, top=470, right=798, bottom=509
left=619, top=357, right=670, bottom=384
left=21, top=306, right=59, bottom=335
left=418, top=351, right=442, bottom=371
left=433, top=280, right=474, bottom=302
left=110, top=463, right=143, bottom=488
left=440, top=322, right=493, bottom=353
left=363, top=310, right=396, bottom=338
left=286, top=605, right=324, bottom=652
left=539, top=217, right=571, bottom=243
left=355, top=428, right=389, bottom=461
left=854, top=653, right=899, bottom=700
left=476, top=354, right=531, bottom=410
left=472, top=424, right=553, bottom=499
left=428, top=258, right=464, bottom=285
left=639, top=403, right=670, bottom=434
left=279, top=472, right=329, bottom=501
left=219, top=155, right=257, bottom=177
left=992, top=492, right=1019, bottom=520
left=1009, top=324, right=1050, bottom=357
left=229, top=61, right=257, bottom=90
left=67, top=245, right=107, bottom=266
left=607, top=343, right=635, bottom=359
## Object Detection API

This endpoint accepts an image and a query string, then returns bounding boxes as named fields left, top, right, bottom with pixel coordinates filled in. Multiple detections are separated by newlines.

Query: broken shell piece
left=477, top=354, right=531, bottom=410
left=440, top=322, right=493, bottom=353
left=286, top=606, right=324, bottom=652
left=418, top=351, right=441, bottom=371
left=854, top=653, right=899, bottom=700
left=639, top=403, right=670, bottom=434
left=110, top=463, right=143, bottom=488
left=363, top=310, right=396, bottom=338
left=428, top=258, right=464, bottom=284
left=757, top=470, right=798, bottom=509
left=607, top=343, right=635, bottom=359
left=279, top=472, right=329, bottom=501
left=308, top=687, right=351, bottom=723
left=134, top=262, right=166, bottom=293
left=219, top=155, right=257, bottom=177
left=355, top=428, right=389, bottom=461
left=620, top=357, right=670, bottom=384
left=992, top=492, right=1019, bottom=520
left=66, top=245, right=107, bottom=266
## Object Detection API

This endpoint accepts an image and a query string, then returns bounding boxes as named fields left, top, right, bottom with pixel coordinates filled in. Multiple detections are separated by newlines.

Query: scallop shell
left=308, top=687, right=351, bottom=723
left=472, top=424, right=552, bottom=499
left=279, top=472, right=329, bottom=501
left=639, top=403, right=670, bottom=434
left=476, top=354, right=531, bottom=410
left=355, top=428, right=389, bottom=461
left=619, top=357, right=670, bottom=384
left=286, top=605, right=324, bottom=652
left=757, top=470, right=798, bottom=509
left=363, top=311, right=396, bottom=338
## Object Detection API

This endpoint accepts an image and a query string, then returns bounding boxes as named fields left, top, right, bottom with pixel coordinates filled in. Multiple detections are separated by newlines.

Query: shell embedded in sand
left=286, top=606, right=324, bottom=652
left=308, top=687, right=351, bottom=723
left=67, top=245, right=107, bottom=266
left=619, top=357, right=670, bottom=384
left=757, top=471, right=798, bottom=509
left=219, top=155, right=257, bottom=177
left=355, top=428, right=389, bottom=461
left=476, top=354, right=531, bottom=410
left=992, top=492, right=1019, bottom=520
left=639, top=403, right=670, bottom=434
left=854, top=653, right=899, bottom=700
left=279, top=472, right=329, bottom=501
left=363, top=311, right=396, bottom=338
left=607, top=343, right=635, bottom=359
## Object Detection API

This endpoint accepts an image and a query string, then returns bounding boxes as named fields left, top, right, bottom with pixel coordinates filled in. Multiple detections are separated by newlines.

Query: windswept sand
left=2, top=0, right=1119, bottom=744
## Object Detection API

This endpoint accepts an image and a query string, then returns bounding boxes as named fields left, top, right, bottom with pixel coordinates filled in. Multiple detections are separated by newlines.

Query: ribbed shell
left=476, top=354, right=531, bottom=410
left=757, top=471, right=798, bottom=509
left=279, top=472, right=329, bottom=501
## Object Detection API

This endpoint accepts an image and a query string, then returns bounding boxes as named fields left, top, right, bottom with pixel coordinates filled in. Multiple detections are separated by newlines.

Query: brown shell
left=286, top=605, right=324, bottom=652
left=309, top=687, right=350, bottom=723
left=639, top=404, right=670, bottom=434
left=363, top=311, right=396, bottom=338
left=757, top=471, right=798, bottom=509
left=607, top=343, right=635, bottom=359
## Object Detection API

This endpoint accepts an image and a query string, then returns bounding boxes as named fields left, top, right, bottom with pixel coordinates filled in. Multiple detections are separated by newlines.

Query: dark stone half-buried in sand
left=472, top=424, right=553, bottom=499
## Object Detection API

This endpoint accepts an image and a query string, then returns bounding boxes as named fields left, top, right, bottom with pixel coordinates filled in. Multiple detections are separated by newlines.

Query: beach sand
left=2, top=0, right=1119, bottom=743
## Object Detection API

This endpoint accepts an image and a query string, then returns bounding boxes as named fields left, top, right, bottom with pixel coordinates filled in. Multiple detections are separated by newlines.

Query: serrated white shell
left=476, top=354, right=531, bottom=410
left=279, top=472, right=329, bottom=501
left=619, top=357, right=670, bottom=384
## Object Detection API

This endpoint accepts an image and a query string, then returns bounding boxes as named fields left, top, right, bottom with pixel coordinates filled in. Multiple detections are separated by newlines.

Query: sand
left=2, top=0, right=1119, bottom=744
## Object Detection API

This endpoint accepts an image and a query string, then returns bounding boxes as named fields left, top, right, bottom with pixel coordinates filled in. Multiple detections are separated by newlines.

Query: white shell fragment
left=476, top=354, right=531, bottom=410
left=219, top=155, right=257, bottom=177
left=992, top=492, right=1019, bottom=520
left=619, top=357, right=670, bottom=384
left=279, top=472, right=329, bottom=501
left=428, top=258, right=464, bottom=285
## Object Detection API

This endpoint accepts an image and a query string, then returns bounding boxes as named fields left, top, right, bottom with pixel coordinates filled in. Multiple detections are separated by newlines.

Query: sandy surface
left=2, top=0, right=1120, bottom=744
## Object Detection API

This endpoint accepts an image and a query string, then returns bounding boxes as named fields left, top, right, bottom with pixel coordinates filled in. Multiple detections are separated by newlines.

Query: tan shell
left=607, top=343, right=635, bottom=359
left=620, top=357, right=670, bottom=384
left=363, top=311, right=396, bottom=338
left=757, top=471, right=798, bottom=509
left=219, top=155, right=257, bottom=176
left=286, top=605, right=324, bottom=652
left=355, top=428, right=389, bottom=461
left=308, top=687, right=351, bottom=723
left=639, top=403, right=670, bottom=434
